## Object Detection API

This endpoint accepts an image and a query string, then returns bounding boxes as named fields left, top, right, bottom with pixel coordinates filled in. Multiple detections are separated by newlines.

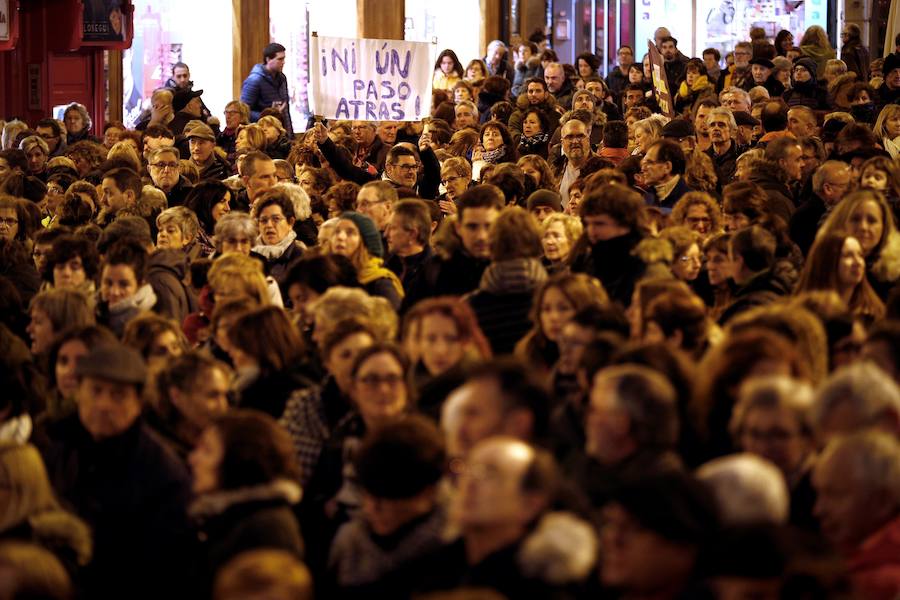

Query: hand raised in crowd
left=311, top=122, right=328, bottom=144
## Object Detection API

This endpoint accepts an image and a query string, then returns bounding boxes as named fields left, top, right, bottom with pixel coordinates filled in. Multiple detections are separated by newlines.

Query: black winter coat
left=192, top=481, right=303, bottom=593
left=39, top=416, right=193, bottom=600
left=402, top=249, right=489, bottom=310
left=571, top=230, right=646, bottom=308
left=237, top=366, right=315, bottom=419
left=718, top=268, right=793, bottom=325
left=467, top=289, right=535, bottom=356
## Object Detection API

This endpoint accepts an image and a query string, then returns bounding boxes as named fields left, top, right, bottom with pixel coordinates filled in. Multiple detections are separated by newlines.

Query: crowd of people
left=2, top=21, right=900, bottom=599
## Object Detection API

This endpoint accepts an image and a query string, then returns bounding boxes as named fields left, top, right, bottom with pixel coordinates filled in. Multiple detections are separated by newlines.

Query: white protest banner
left=0, top=0, right=9, bottom=42
left=310, top=35, right=433, bottom=121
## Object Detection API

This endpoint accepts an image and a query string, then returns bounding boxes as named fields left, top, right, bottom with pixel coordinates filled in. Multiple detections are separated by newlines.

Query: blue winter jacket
left=240, top=63, right=293, bottom=135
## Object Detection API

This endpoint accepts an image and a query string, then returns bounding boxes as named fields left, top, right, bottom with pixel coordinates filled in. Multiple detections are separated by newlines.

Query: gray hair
left=697, top=453, right=789, bottom=525
left=213, top=211, right=258, bottom=249
left=149, top=145, right=180, bottom=162
left=593, top=364, right=678, bottom=448
left=2, top=120, right=27, bottom=150
left=64, top=102, right=93, bottom=131
left=707, top=107, right=737, bottom=132
left=19, top=135, right=49, bottom=156
left=812, top=362, right=900, bottom=438
left=818, top=431, right=900, bottom=504
left=811, top=161, right=851, bottom=195
left=455, top=100, right=478, bottom=116
left=271, top=182, right=312, bottom=221
left=730, top=375, right=815, bottom=441
left=721, top=86, right=752, bottom=108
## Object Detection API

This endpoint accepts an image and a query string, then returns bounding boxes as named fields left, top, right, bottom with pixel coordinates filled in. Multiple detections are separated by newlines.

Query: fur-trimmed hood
left=517, top=511, right=599, bottom=584
left=515, top=90, right=559, bottom=112
left=27, top=510, right=93, bottom=567
left=189, top=479, right=302, bottom=520
left=872, top=231, right=900, bottom=284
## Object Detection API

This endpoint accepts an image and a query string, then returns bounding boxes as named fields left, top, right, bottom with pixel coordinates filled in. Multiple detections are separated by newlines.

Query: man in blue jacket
left=241, top=42, right=293, bottom=136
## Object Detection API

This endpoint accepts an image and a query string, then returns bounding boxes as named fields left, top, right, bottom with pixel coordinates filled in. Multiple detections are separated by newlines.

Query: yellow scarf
left=678, top=75, right=710, bottom=98
left=358, top=256, right=405, bottom=298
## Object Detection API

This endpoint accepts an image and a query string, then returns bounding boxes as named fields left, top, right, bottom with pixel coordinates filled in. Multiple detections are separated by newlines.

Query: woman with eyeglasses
left=300, top=343, right=412, bottom=576
left=250, top=188, right=306, bottom=289
left=41, top=173, right=76, bottom=227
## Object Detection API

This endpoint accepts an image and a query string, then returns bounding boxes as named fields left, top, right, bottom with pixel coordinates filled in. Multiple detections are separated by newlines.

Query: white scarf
left=252, top=229, right=302, bottom=260
left=884, top=136, right=900, bottom=160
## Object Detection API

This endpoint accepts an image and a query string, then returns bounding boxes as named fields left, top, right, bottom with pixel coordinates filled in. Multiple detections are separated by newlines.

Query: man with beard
left=403, top=185, right=502, bottom=307
left=659, top=37, right=689, bottom=95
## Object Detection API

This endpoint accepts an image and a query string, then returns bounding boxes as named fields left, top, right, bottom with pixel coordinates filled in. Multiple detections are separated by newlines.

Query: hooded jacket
left=191, top=479, right=304, bottom=589
left=571, top=230, right=647, bottom=308
left=467, top=258, right=548, bottom=355
left=800, top=44, right=837, bottom=79
left=718, top=267, right=794, bottom=324
left=240, top=63, right=293, bottom=135
left=783, top=58, right=830, bottom=109
left=508, top=92, right=561, bottom=137
left=40, top=415, right=193, bottom=600
left=369, top=511, right=599, bottom=599
left=147, top=249, right=198, bottom=325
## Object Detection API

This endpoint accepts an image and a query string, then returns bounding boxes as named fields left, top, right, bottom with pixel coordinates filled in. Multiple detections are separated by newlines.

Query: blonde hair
left=542, top=213, right=583, bottom=245
left=309, top=286, right=398, bottom=343
left=875, top=104, right=900, bottom=140
left=0, top=444, right=61, bottom=529
left=225, top=100, right=251, bottom=125
left=670, top=191, right=723, bottom=234
left=156, top=206, right=200, bottom=241
left=208, top=253, right=271, bottom=306
left=258, top=115, right=286, bottom=136
left=107, top=141, right=141, bottom=172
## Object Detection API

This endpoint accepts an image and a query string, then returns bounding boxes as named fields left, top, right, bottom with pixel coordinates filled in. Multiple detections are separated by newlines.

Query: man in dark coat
left=719, top=226, right=792, bottom=324
left=240, top=42, right=293, bottom=135
left=39, top=344, right=193, bottom=600
left=840, top=24, right=870, bottom=82
left=660, top=37, right=690, bottom=95
left=573, top=364, right=684, bottom=511
left=385, top=199, right=435, bottom=293
left=705, top=107, right=746, bottom=192
left=371, top=439, right=579, bottom=599
left=187, top=124, right=231, bottom=181
left=571, top=184, right=647, bottom=308
left=790, top=161, right=852, bottom=255
left=148, top=146, right=193, bottom=207
left=747, top=137, right=803, bottom=222
left=402, top=186, right=501, bottom=309
left=641, top=140, right=692, bottom=214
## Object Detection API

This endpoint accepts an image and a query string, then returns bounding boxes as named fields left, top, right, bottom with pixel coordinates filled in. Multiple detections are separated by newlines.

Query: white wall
left=405, top=0, right=482, bottom=66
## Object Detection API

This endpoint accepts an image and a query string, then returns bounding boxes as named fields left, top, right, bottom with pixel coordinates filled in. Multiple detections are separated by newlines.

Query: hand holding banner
left=310, top=35, right=434, bottom=122
left=648, top=41, right=675, bottom=119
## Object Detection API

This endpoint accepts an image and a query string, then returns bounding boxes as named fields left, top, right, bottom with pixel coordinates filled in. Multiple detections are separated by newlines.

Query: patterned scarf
left=519, top=132, right=550, bottom=151
left=482, top=145, right=508, bottom=164
left=480, top=258, right=548, bottom=294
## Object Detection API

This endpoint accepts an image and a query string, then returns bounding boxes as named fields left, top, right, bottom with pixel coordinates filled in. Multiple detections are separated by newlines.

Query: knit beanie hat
left=792, top=57, right=819, bottom=81
left=340, top=211, right=383, bottom=258
left=526, top=189, right=562, bottom=212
